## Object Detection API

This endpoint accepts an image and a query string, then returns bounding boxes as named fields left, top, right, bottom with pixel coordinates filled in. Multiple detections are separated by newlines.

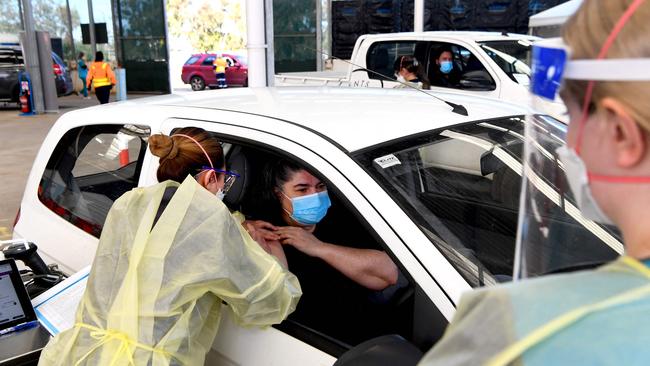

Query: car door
left=223, top=55, right=240, bottom=85
left=156, top=113, right=459, bottom=366
left=200, top=55, right=217, bottom=86
left=13, top=119, right=152, bottom=274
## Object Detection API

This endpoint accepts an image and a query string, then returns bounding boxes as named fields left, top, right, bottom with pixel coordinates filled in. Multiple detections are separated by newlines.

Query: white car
left=12, top=87, right=613, bottom=365
left=276, top=32, right=566, bottom=121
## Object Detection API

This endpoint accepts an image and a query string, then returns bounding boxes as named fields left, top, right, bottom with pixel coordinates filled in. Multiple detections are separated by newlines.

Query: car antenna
left=299, top=46, right=468, bottom=116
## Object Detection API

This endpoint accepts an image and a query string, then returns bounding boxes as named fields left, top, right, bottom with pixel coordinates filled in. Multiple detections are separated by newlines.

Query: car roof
left=85, top=87, right=529, bottom=153
left=360, top=31, right=540, bottom=43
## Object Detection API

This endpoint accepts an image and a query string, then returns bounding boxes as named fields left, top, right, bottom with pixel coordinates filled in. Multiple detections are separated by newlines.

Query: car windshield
left=354, top=116, right=621, bottom=288
left=479, top=40, right=533, bottom=85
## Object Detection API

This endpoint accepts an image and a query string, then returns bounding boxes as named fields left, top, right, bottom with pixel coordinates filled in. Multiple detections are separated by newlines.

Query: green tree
left=167, top=0, right=190, bottom=38
left=188, top=3, right=225, bottom=52
left=0, top=1, right=21, bottom=33
left=166, top=0, right=245, bottom=52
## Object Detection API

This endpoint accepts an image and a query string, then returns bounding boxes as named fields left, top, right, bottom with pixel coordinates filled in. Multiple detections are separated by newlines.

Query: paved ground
left=0, top=92, right=157, bottom=240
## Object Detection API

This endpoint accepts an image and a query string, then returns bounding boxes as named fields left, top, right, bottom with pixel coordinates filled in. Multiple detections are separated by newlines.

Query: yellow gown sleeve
left=208, top=211, right=302, bottom=327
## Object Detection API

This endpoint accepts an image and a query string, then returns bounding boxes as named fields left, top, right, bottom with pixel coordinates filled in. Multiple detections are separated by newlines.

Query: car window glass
left=38, top=125, right=150, bottom=237
left=185, top=56, right=200, bottom=65
left=356, top=116, right=621, bottom=287
left=479, top=40, right=532, bottom=85
left=366, top=41, right=416, bottom=80
left=428, top=42, right=496, bottom=91
left=202, top=56, right=215, bottom=65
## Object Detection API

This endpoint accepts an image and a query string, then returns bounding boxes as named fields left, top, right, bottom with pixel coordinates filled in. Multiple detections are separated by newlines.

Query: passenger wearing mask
left=430, top=46, right=460, bottom=88
left=393, top=55, right=431, bottom=89
left=419, top=0, right=650, bottom=365
left=86, top=51, right=116, bottom=104
left=245, top=159, right=401, bottom=345
left=38, top=128, right=301, bottom=366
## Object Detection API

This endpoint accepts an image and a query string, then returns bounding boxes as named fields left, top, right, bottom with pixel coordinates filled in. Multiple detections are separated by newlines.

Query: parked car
left=0, top=46, right=74, bottom=103
left=181, top=52, right=248, bottom=91
left=12, top=87, right=619, bottom=365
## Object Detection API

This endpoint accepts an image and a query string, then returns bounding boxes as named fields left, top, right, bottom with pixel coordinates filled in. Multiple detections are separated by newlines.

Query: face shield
left=516, top=36, right=650, bottom=279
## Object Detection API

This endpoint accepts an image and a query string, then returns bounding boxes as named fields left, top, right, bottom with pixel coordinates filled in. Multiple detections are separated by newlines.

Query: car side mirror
left=332, top=335, right=423, bottom=366
left=460, top=70, right=496, bottom=91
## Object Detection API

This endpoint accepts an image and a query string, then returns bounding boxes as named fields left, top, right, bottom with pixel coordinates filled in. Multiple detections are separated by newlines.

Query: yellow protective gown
left=38, top=176, right=302, bottom=365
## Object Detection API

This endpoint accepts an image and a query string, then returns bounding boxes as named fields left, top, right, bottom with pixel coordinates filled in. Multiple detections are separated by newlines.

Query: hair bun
left=149, top=133, right=180, bottom=160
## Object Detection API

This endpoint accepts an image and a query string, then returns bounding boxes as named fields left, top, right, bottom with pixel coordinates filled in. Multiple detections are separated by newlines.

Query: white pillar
left=414, top=0, right=424, bottom=32
left=246, top=0, right=268, bottom=87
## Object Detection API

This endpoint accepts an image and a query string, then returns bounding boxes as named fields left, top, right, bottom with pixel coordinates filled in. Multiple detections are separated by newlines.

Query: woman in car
left=39, top=128, right=301, bottom=366
left=245, top=158, right=401, bottom=345
left=393, top=55, right=431, bottom=89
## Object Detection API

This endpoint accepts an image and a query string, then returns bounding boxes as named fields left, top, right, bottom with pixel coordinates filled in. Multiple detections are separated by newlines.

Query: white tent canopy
left=529, top=0, right=583, bottom=28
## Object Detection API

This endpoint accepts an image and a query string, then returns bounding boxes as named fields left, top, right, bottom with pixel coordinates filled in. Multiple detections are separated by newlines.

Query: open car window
left=182, top=134, right=448, bottom=357
left=427, top=42, right=496, bottom=91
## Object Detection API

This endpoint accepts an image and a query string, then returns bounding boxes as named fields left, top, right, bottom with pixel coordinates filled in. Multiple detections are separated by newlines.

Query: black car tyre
left=243, top=77, right=248, bottom=87
left=190, top=76, right=206, bottom=91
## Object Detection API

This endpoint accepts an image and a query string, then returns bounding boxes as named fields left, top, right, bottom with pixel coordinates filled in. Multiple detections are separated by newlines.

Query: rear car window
left=366, top=41, right=417, bottom=80
left=202, top=56, right=216, bottom=65
left=38, top=124, right=150, bottom=237
left=184, top=56, right=200, bottom=65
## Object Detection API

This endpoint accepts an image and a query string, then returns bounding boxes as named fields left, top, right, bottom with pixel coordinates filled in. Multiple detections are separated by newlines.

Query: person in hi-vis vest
left=213, top=56, right=228, bottom=89
left=86, top=51, right=116, bottom=104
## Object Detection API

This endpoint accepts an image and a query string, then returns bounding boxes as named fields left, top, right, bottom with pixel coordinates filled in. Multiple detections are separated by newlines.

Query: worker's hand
left=244, top=222, right=270, bottom=252
left=242, top=220, right=280, bottom=241
left=276, top=226, right=323, bottom=257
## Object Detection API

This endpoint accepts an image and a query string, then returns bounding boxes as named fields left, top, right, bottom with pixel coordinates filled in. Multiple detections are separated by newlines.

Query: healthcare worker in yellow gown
left=419, top=0, right=650, bottom=365
left=38, top=127, right=301, bottom=365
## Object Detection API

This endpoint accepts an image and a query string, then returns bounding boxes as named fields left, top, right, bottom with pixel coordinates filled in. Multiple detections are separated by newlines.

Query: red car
left=181, top=53, right=248, bottom=91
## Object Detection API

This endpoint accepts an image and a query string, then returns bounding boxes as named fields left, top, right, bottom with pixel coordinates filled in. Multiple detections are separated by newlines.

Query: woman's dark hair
left=95, top=51, right=104, bottom=62
left=262, top=158, right=303, bottom=204
left=148, top=127, right=224, bottom=183
left=78, top=52, right=84, bottom=59
left=434, top=46, right=453, bottom=61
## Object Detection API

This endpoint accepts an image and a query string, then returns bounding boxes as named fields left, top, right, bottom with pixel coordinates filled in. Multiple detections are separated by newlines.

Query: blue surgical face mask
left=440, top=60, right=453, bottom=74
left=282, top=190, right=331, bottom=225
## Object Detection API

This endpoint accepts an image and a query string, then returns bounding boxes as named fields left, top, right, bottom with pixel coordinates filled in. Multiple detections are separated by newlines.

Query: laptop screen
left=0, top=260, right=36, bottom=331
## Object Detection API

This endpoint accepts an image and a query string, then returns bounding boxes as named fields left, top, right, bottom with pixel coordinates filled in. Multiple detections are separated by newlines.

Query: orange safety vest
left=87, top=62, right=116, bottom=88
left=213, top=57, right=227, bottom=74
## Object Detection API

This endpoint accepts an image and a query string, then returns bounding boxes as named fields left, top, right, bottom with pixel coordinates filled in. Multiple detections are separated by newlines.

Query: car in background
left=181, top=52, right=248, bottom=91
left=0, top=46, right=74, bottom=104
left=12, top=87, right=621, bottom=365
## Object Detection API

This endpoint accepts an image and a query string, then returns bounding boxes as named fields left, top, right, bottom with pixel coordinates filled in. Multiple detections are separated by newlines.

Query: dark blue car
left=0, top=46, right=74, bottom=104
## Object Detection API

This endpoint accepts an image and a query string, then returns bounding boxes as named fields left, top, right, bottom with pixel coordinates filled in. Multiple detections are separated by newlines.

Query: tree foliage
left=167, top=0, right=245, bottom=52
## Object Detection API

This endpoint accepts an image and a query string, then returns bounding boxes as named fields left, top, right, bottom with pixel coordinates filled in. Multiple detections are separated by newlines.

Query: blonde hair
left=562, top=0, right=650, bottom=130
left=149, top=127, right=224, bottom=183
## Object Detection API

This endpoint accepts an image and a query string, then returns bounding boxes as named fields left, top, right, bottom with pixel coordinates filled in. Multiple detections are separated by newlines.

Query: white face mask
left=556, top=145, right=614, bottom=225
left=396, top=74, right=406, bottom=83
left=216, top=189, right=225, bottom=201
